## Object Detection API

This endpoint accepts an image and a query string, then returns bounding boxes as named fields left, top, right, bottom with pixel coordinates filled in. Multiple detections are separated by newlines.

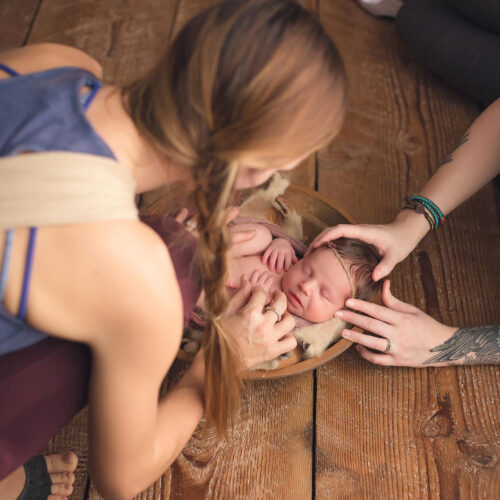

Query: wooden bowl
left=243, top=184, right=356, bottom=379
left=158, top=182, right=363, bottom=378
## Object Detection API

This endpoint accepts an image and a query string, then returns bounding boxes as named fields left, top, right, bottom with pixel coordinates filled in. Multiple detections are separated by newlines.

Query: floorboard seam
left=22, top=0, right=44, bottom=46
left=83, top=475, right=91, bottom=500
left=314, top=152, right=319, bottom=192
left=312, top=369, right=317, bottom=500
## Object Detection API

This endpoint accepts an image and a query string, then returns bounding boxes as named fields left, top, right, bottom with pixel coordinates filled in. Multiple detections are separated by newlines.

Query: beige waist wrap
left=0, top=152, right=138, bottom=229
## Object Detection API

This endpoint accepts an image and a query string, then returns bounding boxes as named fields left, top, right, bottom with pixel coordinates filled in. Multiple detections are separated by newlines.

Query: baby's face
left=281, top=247, right=352, bottom=323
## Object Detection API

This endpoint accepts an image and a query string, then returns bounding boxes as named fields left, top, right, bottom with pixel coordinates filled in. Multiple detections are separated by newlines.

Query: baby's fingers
left=268, top=252, right=278, bottom=272
left=284, top=253, right=291, bottom=271
left=262, top=247, right=272, bottom=265
left=276, top=254, right=285, bottom=273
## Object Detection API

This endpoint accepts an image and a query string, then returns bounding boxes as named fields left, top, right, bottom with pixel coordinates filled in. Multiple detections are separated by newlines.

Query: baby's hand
left=262, top=238, right=298, bottom=273
left=249, top=270, right=273, bottom=290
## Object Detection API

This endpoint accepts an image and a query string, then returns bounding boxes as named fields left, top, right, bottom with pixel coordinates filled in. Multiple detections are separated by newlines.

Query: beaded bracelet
left=409, top=196, right=444, bottom=228
left=411, top=195, right=444, bottom=220
left=403, top=198, right=435, bottom=230
left=413, top=199, right=440, bottom=228
left=404, top=196, right=445, bottom=230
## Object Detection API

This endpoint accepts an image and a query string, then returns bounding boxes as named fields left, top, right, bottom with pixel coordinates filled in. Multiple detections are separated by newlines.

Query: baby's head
left=281, top=238, right=381, bottom=323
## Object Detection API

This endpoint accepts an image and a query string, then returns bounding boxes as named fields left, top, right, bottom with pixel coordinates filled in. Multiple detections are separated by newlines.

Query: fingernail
left=335, top=311, right=343, bottom=318
left=342, top=330, right=351, bottom=338
left=345, top=299, right=354, bottom=307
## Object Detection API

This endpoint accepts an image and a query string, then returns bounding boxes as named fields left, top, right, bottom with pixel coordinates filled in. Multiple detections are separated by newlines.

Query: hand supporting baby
left=220, top=276, right=297, bottom=370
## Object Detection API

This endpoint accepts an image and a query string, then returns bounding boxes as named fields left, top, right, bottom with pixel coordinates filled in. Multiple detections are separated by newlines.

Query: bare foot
left=0, top=451, right=78, bottom=500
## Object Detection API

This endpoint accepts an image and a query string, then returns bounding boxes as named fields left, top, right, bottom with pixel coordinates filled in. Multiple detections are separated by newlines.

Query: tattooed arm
left=334, top=281, right=500, bottom=367
left=424, top=325, right=500, bottom=366
left=308, top=98, right=500, bottom=280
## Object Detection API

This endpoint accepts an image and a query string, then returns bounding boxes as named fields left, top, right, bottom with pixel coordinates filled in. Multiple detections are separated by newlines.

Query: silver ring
left=264, top=305, right=282, bottom=322
left=185, top=220, right=197, bottom=231
left=382, top=338, right=392, bottom=354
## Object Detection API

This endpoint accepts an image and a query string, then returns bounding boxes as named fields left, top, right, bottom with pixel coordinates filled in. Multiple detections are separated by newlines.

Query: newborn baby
left=186, top=216, right=381, bottom=365
left=226, top=222, right=381, bottom=324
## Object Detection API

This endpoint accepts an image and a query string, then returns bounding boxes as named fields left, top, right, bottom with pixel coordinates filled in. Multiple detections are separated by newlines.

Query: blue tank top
left=0, top=63, right=115, bottom=355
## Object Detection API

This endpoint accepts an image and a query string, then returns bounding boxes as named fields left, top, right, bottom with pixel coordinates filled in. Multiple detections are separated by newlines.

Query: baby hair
left=325, top=238, right=382, bottom=301
left=123, top=0, right=346, bottom=435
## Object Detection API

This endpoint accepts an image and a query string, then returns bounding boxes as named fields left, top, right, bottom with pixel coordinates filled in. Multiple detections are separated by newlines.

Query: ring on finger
left=264, top=305, right=282, bottom=322
left=382, top=338, right=392, bottom=354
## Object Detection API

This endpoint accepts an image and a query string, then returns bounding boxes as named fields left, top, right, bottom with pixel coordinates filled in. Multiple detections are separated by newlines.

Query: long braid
left=193, top=157, right=242, bottom=434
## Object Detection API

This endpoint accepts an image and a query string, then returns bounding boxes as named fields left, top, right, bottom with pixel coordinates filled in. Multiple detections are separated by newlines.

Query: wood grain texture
left=315, top=1, right=500, bottom=499
left=27, top=0, right=178, bottom=85
left=162, top=363, right=314, bottom=500
left=0, top=0, right=41, bottom=51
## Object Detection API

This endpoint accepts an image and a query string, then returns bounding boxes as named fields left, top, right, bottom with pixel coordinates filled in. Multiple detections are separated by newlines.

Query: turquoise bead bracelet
left=404, top=196, right=444, bottom=230
left=410, top=195, right=444, bottom=219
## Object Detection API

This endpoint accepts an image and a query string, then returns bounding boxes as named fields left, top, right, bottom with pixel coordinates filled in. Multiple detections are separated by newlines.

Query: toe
left=51, top=481, right=73, bottom=496
left=45, top=452, right=78, bottom=474
left=49, top=471, right=75, bottom=485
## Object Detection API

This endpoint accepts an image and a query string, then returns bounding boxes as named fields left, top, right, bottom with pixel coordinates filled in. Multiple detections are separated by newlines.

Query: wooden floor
left=2, top=1, right=499, bottom=498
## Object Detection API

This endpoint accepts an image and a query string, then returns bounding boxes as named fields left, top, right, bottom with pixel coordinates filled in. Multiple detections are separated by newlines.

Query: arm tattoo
left=423, top=325, right=500, bottom=365
left=440, top=131, right=470, bottom=166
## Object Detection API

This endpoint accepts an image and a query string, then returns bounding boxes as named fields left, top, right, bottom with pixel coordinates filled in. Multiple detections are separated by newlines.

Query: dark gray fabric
left=396, top=0, right=500, bottom=106
left=446, top=0, right=500, bottom=34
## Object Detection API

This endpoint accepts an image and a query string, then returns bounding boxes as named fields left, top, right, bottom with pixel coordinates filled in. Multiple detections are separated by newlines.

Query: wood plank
left=315, top=1, right=500, bottom=499
left=0, top=0, right=40, bottom=51
left=27, top=0, right=178, bottom=85
left=163, top=362, right=314, bottom=500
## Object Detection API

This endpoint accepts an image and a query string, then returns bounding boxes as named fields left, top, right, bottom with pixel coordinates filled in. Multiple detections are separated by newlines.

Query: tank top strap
left=17, top=227, right=37, bottom=320
left=0, top=63, right=19, bottom=77
left=0, top=229, right=14, bottom=302
left=81, top=78, right=101, bottom=111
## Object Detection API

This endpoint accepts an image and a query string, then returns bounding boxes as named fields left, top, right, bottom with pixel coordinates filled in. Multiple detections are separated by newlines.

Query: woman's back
left=0, top=43, right=182, bottom=351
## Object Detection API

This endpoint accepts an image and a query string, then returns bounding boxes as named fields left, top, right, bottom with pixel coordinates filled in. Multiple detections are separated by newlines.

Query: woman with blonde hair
left=0, top=0, right=346, bottom=498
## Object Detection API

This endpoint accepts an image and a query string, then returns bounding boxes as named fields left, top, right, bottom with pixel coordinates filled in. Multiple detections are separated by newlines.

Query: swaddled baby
left=188, top=219, right=381, bottom=365
left=226, top=222, right=381, bottom=325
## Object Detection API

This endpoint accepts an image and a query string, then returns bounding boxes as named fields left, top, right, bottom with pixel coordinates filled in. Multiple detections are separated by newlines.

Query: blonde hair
left=123, top=0, right=346, bottom=435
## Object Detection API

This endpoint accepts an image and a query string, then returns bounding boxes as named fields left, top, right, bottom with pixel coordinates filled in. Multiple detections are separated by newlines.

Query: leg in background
left=396, top=0, right=500, bottom=106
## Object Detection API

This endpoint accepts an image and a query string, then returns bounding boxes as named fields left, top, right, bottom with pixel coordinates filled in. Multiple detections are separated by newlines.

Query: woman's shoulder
left=91, top=220, right=184, bottom=343
left=0, top=43, right=103, bottom=78
left=33, top=220, right=184, bottom=349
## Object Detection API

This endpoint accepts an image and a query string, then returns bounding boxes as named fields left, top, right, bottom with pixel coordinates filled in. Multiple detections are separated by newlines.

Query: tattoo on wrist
left=423, top=324, right=500, bottom=365
left=440, top=131, right=470, bottom=166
